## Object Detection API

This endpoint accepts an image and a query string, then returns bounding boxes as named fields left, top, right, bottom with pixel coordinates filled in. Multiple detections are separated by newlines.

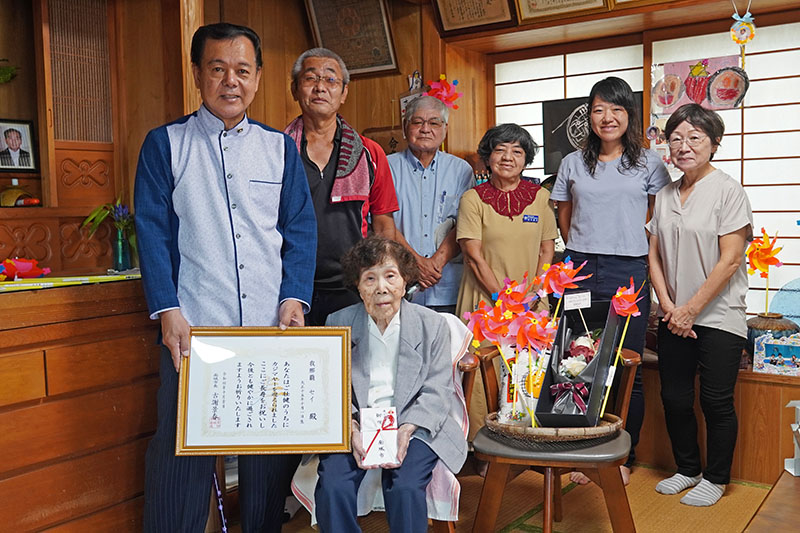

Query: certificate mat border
left=176, top=326, right=351, bottom=455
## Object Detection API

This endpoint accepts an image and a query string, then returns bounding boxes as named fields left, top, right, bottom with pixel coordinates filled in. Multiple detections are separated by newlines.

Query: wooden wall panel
left=0, top=216, right=59, bottom=266
left=1, top=280, right=149, bottom=331
left=0, top=379, right=158, bottom=475
left=54, top=147, right=116, bottom=206
left=41, top=496, right=143, bottom=532
left=0, top=314, right=154, bottom=352
left=442, top=44, right=490, bottom=160
left=738, top=381, right=784, bottom=483
left=47, top=333, right=160, bottom=394
left=0, top=0, right=37, bottom=122
left=0, top=439, right=147, bottom=531
left=637, top=365, right=800, bottom=484
left=0, top=350, right=45, bottom=407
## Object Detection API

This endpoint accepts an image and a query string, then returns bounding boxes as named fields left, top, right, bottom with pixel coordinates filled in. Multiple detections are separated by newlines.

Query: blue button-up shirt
left=387, top=149, right=473, bottom=307
left=134, top=105, right=316, bottom=327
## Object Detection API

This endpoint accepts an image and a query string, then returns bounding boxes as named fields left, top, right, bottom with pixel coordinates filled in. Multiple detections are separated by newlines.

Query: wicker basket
left=485, top=412, right=623, bottom=443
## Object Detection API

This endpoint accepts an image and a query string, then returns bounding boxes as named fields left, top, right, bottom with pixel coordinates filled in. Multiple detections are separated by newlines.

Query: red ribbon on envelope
left=364, top=413, right=398, bottom=458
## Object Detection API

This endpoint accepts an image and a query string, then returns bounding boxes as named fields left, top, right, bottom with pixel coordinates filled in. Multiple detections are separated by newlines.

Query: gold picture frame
left=516, top=0, right=609, bottom=24
left=176, top=326, right=351, bottom=455
left=304, top=0, right=398, bottom=77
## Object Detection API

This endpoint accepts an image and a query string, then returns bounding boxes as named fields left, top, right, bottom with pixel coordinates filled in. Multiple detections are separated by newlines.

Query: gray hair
left=291, top=47, right=350, bottom=88
left=404, top=95, right=449, bottom=125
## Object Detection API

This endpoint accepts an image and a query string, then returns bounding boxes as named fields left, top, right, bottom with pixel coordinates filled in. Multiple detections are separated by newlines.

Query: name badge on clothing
left=523, top=215, right=539, bottom=223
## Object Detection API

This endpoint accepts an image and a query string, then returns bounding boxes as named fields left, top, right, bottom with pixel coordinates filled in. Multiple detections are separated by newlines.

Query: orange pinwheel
left=611, top=277, right=644, bottom=317
left=424, top=74, right=462, bottom=109
left=509, top=310, right=558, bottom=353
left=535, top=257, right=594, bottom=298
left=495, top=272, right=539, bottom=314
left=463, top=300, right=511, bottom=348
left=747, top=227, right=783, bottom=279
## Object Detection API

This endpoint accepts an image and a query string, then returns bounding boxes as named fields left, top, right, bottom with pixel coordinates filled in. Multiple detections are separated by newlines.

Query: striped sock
left=655, top=473, right=702, bottom=495
left=680, top=479, right=725, bottom=506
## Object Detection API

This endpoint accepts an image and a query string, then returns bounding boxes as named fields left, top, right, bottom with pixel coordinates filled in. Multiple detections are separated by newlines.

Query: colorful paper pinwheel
left=494, top=272, right=539, bottom=315
left=611, top=277, right=645, bottom=317
left=424, top=74, right=462, bottom=109
left=746, top=227, right=783, bottom=313
left=463, top=299, right=511, bottom=349
left=0, top=258, right=51, bottom=281
left=509, top=310, right=559, bottom=354
left=747, top=227, right=782, bottom=278
left=536, top=257, right=594, bottom=299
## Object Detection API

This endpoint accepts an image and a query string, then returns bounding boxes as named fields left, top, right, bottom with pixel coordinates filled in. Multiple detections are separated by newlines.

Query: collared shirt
left=134, top=104, right=317, bottom=327
left=366, top=308, right=401, bottom=408
left=387, top=149, right=474, bottom=306
left=550, top=149, right=669, bottom=257
left=8, top=148, right=20, bottom=166
left=646, top=169, right=753, bottom=338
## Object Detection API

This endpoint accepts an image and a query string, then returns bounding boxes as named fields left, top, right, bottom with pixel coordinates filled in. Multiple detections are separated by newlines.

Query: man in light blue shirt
left=389, top=96, right=474, bottom=313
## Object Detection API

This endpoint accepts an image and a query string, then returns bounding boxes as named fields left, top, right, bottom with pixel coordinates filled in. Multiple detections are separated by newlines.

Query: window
left=653, top=23, right=800, bottom=313
left=494, top=44, right=643, bottom=180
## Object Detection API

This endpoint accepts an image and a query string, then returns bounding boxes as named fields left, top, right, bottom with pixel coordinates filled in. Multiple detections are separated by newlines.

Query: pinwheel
left=601, top=277, right=646, bottom=417
left=536, top=258, right=593, bottom=298
left=509, top=310, right=558, bottom=354
left=424, top=74, right=462, bottom=109
left=0, top=258, right=51, bottom=281
left=611, top=276, right=645, bottom=318
left=746, top=227, right=783, bottom=313
left=494, top=272, right=539, bottom=315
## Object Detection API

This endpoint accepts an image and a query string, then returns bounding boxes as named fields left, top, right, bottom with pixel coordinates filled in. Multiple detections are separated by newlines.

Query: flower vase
left=112, top=228, right=131, bottom=272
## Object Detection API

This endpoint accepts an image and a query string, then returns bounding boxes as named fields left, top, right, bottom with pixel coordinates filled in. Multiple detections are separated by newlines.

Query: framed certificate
left=176, top=327, right=351, bottom=455
left=516, top=0, right=608, bottom=23
left=304, top=0, right=398, bottom=76
left=431, top=0, right=517, bottom=37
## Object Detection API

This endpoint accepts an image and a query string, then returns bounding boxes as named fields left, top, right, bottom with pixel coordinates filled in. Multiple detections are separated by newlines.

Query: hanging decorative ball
left=731, top=19, right=755, bottom=45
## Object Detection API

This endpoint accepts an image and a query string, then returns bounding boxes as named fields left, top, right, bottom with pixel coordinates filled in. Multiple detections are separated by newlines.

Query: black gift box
left=535, top=297, right=621, bottom=427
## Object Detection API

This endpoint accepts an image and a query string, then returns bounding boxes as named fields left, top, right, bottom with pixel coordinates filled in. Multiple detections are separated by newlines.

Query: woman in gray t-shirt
left=551, top=77, right=670, bottom=486
left=647, top=103, right=752, bottom=507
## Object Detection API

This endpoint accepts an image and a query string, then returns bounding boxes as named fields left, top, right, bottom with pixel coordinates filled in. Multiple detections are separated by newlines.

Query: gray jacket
left=326, top=299, right=467, bottom=472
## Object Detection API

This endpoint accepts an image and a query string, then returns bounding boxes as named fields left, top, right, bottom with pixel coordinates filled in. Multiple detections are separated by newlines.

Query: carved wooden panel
left=0, top=219, right=59, bottom=269
left=59, top=218, right=111, bottom=270
left=55, top=148, right=114, bottom=206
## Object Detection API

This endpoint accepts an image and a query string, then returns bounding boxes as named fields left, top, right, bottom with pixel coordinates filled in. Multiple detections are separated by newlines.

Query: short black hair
left=664, top=103, right=725, bottom=146
left=341, top=236, right=419, bottom=292
left=191, top=22, right=262, bottom=69
left=3, top=128, right=21, bottom=139
left=477, top=123, right=538, bottom=167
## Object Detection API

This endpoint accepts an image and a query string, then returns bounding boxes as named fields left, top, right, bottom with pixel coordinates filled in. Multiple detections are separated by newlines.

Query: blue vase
left=113, top=228, right=131, bottom=272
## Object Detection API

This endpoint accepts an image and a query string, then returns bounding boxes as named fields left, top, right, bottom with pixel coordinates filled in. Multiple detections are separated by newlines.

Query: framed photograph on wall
left=304, top=0, right=397, bottom=76
left=516, top=0, right=609, bottom=23
left=0, top=119, right=37, bottom=173
left=176, top=327, right=352, bottom=455
left=431, top=0, right=517, bottom=37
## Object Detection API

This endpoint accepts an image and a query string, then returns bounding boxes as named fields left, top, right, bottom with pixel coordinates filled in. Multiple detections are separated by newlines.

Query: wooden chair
left=471, top=347, right=641, bottom=533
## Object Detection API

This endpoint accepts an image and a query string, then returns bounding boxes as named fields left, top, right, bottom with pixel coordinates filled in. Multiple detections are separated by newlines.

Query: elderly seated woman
left=314, top=235, right=467, bottom=533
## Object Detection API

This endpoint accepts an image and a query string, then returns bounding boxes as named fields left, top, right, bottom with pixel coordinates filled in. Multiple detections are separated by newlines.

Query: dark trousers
left=143, top=346, right=300, bottom=532
left=657, top=323, right=743, bottom=484
left=564, top=250, right=649, bottom=466
left=307, top=286, right=361, bottom=326
left=315, top=439, right=439, bottom=533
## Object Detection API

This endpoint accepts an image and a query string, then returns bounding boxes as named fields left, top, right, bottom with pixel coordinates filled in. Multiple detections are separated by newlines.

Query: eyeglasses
left=668, top=134, right=708, bottom=149
left=299, top=74, right=344, bottom=89
left=407, top=118, right=444, bottom=129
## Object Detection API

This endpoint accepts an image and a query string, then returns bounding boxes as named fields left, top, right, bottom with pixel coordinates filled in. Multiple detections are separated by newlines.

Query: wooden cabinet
left=0, top=280, right=160, bottom=531
left=637, top=362, right=800, bottom=484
